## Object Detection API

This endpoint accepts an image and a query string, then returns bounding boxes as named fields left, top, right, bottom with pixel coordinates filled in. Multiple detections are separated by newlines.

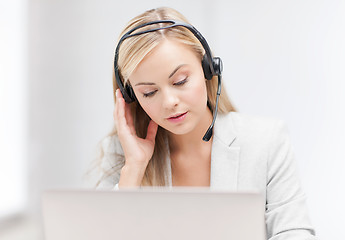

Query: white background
left=1, top=0, right=344, bottom=239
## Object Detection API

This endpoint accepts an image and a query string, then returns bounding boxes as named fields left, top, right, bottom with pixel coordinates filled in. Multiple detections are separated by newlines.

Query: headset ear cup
left=202, top=54, right=213, bottom=80
left=120, top=83, right=136, bottom=103
left=115, top=67, right=136, bottom=103
left=123, top=84, right=136, bottom=103
left=128, top=84, right=137, bottom=102
left=213, top=57, right=223, bottom=76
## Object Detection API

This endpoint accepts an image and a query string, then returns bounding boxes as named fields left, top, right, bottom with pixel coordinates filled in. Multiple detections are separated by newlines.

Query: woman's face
left=129, top=39, right=209, bottom=135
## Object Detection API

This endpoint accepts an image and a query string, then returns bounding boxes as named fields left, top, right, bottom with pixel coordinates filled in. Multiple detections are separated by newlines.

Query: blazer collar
left=210, top=112, right=240, bottom=190
left=213, top=112, right=237, bottom=146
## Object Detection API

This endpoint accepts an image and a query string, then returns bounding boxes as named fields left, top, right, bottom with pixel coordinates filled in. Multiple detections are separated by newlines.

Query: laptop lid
left=42, top=188, right=266, bottom=240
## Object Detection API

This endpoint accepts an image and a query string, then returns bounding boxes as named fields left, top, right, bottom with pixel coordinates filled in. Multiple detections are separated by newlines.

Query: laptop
left=42, top=188, right=266, bottom=240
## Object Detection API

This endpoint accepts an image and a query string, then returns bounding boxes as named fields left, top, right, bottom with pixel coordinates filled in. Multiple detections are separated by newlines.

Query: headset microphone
left=202, top=72, right=222, bottom=142
left=114, top=20, right=222, bottom=142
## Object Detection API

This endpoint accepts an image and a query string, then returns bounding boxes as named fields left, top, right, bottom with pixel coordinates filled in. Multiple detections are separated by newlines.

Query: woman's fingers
left=113, top=89, right=157, bottom=166
left=115, top=89, right=131, bottom=136
left=113, top=93, right=119, bottom=125
left=124, top=102, right=136, bottom=135
left=115, top=89, right=136, bottom=135
left=146, top=120, right=158, bottom=143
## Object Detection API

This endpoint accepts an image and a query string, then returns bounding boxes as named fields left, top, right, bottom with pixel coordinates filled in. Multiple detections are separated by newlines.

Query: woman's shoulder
left=101, top=134, right=124, bottom=155
left=99, top=134, right=124, bottom=174
left=216, top=111, right=290, bottom=146
left=226, top=111, right=285, bottom=128
left=95, top=134, right=124, bottom=189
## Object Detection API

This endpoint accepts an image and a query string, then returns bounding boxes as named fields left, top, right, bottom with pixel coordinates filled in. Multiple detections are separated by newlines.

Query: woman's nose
left=162, top=89, right=179, bottom=109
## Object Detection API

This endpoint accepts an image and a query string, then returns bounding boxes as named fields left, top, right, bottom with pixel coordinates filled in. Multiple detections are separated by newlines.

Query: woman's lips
left=167, top=111, right=188, bottom=123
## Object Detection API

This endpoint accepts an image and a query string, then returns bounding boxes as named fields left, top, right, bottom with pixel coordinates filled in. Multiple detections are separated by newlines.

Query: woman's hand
left=114, top=89, right=158, bottom=187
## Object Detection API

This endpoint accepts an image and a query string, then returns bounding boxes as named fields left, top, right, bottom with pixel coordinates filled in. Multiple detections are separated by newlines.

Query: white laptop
left=42, top=188, right=266, bottom=240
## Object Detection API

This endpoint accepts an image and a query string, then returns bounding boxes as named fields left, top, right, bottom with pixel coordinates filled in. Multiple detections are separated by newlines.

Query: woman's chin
left=164, top=123, right=195, bottom=136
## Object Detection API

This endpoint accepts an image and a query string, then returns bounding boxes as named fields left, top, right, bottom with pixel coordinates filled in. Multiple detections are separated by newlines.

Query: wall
left=3, top=0, right=345, bottom=239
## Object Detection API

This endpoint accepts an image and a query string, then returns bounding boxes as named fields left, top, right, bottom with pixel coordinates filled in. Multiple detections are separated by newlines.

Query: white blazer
left=98, top=112, right=317, bottom=240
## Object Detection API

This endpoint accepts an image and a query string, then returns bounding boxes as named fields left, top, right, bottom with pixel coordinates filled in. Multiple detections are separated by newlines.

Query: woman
left=96, top=7, right=317, bottom=240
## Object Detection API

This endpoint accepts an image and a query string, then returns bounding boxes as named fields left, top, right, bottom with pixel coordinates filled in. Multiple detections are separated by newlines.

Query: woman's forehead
left=129, top=39, right=199, bottom=82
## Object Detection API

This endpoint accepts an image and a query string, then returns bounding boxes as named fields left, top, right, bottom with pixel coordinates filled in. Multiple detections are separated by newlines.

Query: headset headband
left=113, top=19, right=222, bottom=141
left=114, top=20, right=220, bottom=103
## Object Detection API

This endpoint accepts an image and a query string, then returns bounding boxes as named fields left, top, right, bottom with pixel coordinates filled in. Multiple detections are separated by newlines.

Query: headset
left=114, top=20, right=222, bottom=141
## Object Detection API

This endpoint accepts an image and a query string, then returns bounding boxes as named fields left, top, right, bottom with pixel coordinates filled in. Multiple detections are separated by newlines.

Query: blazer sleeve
left=265, top=120, right=318, bottom=240
left=95, top=135, right=123, bottom=191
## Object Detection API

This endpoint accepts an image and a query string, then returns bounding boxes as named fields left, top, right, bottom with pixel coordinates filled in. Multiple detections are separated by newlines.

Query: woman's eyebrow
left=135, top=82, right=156, bottom=86
left=169, top=64, right=187, bottom=78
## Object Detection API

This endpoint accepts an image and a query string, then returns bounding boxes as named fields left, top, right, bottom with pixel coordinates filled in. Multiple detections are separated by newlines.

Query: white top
left=97, top=111, right=318, bottom=240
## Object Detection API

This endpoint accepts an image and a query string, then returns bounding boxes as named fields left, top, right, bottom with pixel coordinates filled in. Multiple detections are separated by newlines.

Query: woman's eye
left=174, top=78, right=188, bottom=86
left=143, top=90, right=157, bottom=98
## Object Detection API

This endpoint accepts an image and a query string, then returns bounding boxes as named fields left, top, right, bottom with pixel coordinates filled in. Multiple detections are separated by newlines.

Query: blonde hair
left=95, top=7, right=236, bottom=187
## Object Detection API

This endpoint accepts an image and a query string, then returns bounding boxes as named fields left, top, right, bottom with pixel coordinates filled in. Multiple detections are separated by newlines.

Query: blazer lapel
left=210, top=112, right=240, bottom=190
